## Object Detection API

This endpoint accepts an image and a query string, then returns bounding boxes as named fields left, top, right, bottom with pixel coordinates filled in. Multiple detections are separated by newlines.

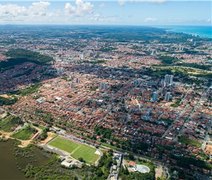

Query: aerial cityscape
left=0, top=0, right=211, bottom=180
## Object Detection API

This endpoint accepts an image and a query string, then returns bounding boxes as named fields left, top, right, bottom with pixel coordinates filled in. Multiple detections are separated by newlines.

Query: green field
left=49, top=136, right=99, bottom=164
left=17, top=83, right=41, bottom=96
left=0, top=115, right=23, bottom=132
left=0, top=96, right=18, bottom=106
left=12, top=126, right=37, bottom=140
left=178, top=135, right=201, bottom=148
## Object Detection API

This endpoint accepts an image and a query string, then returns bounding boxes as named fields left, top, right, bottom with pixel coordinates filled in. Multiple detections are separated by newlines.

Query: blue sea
left=161, top=26, right=212, bottom=39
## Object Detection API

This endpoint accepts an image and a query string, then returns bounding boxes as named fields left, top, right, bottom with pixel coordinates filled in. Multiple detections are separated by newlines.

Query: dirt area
left=0, top=131, right=13, bottom=139
left=204, top=144, right=212, bottom=155
left=40, top=132, right=56, bottom=145
left=19, top=140, right=31, bottom=148
left=0, top=130, right=35, bottom=148
left=0, top=94, right=11, bottom=98
left=0, top=113, right=7, bottom=119
left=0, top=130, right=30, bottom=148
left=18, top=126, right=43, bottom=148
left=155, top=165, right=163, bottom=179
left=0, top=125, right=43, bottom=148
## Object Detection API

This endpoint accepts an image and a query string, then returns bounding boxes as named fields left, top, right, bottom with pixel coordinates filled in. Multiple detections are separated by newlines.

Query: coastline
left=162, top=25, right=212, bottom=39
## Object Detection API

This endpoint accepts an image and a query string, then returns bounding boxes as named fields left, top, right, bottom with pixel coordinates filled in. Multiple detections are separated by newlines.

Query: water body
left=0, top=139, right=51, bottom=180
left=163, top=26, right=212, bottom=39
left=0, top=140, right=27, bottom=180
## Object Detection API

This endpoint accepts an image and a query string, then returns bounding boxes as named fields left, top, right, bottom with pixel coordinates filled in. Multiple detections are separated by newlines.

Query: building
left=164, top=74, right=174, bottom=86
left=76, top=78, right=80, bottom=83
left=61, top=158, right=83, bottom=168
left=133, top=79, right=142, bottom=87
left=99, top=82, right=108, bottom=91
left=36, top=97, right=46, bottom=104
left=165, top=92, right=172, bottom=101
left=152, top=91, right=158, bottom=102
left=80, top=53, right=84, bottom=60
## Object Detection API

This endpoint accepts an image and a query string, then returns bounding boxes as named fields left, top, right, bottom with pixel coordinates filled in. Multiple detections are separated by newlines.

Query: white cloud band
left=65, top=0, right=93, bottom=16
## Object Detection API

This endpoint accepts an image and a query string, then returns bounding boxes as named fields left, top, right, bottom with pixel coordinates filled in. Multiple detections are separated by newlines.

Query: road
left=174, top=86, right=211, bottom=141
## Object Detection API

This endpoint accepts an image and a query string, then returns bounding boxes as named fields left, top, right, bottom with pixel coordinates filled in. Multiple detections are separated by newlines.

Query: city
left=0, top=25, right=211, bottom=180
left=0, top=0, right=211, bottom=180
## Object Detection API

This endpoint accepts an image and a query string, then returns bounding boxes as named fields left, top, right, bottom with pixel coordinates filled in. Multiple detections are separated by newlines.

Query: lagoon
left=0, top=140, right=27, bottom=180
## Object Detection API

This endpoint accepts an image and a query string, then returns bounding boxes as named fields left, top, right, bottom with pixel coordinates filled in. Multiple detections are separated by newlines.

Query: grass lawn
left=49, top=136, right=99, bottom=164
left=178, top=135, right=201, bottom=148
left=0, top=96, right=18, bottom=106
left=0, top=115, right=23, bottom=132
left=12, top=126, right=37, bottom=140
left=17, top=83, right=41, bottom=96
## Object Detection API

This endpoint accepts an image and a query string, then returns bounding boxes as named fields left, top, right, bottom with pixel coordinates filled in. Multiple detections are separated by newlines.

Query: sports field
left=12, top=126, right=37, bottom=140
left=48, top=136, right=99, bottom=164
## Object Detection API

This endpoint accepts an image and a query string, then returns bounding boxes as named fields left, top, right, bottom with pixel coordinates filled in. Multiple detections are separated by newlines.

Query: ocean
left=161, top=26, right=212, bottom=39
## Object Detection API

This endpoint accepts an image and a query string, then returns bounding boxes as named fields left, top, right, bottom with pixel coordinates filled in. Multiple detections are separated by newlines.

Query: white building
left=164, top=74, right=174, bottom=86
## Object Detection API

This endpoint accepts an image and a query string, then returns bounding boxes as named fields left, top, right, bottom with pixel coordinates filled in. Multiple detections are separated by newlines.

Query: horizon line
left=0, top=24, right=211, bottom=26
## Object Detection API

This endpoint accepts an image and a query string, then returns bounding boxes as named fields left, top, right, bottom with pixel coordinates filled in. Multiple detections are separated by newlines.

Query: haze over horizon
left=0, top=0, right=211, bottom=25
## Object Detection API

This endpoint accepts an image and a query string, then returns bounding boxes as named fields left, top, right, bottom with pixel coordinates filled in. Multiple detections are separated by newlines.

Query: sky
left=0, top=0, right=211, bottom=25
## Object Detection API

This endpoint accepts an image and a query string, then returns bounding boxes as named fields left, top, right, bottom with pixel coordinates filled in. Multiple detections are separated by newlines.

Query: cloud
left=29, top=1, right=50, bottom=16
left=118, top=0, right=166, bottom=6
left=99, top=3, right=105, bottom=8
left=144, top=17, right=157, bottom=22
left=89, top=13, right=118, bottom=23
left=0, top=0, right=97, bottom=24
left=0, top=1, right=50, bottom=19
left=118, top=0, right=126, bottom=6
left=0, top=4, right=26, bottom=17
left=206, top=18, right=211, bottom=23
left=65, top=0, right=93, bottom=16
left=65, top=3, right=76, bottom=15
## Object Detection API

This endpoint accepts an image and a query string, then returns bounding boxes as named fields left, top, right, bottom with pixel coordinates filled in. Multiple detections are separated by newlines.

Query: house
left=128, top=161, right=136, bottom=167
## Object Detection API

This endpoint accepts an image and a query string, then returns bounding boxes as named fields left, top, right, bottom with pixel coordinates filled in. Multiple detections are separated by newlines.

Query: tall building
left=99, top=82, right=108, bottom=91
left=178, top=45, right=184, bottom=51
left=164, top=74, right=174, bottom=86
left=133, top=79, right=142, bottom=87
left=57, top=67, right=64, bottom=76
left=80, top=53, right=84, bottom=60
left=152, top=91, right=158, bottom=102
left=165, top=92, right=172, bottom=101
left=76, top=78, right=80, bottom=83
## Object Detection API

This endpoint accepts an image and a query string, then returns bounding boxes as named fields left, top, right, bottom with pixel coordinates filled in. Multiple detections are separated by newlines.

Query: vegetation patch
left=34, top=109, right=54, bottom=125
left=171, top=154, right=212, bottom=170
left=176, top=63, right=211, bottom=71
left=16, top=83, right=41, bottom=96
left=171, top=99, right=181, bottom=107
left=178, top=135, right=201, bottom=148
left=94, top=126, right=112, bottom=139
left=5, top=49, right=53, bottom=64
left=96, top=151, right=113, bottom=179
left=159, top=56, right=178, bottom=65
left=0, top=139, right=112, bottom=180
left=120, top=159, right=155, bottom=180
left=0, top=96, right=18, bottom=106
left=38, top=127, right=49, bottom=140
left=153, top=66, right=212, bottom=79
left=0, top=49, right=53, bottom=72
left=0, top=115, right=23, bottom=132
left=99, top=47, right=116, bottom=52
left=90, top=60, right=107, bottom=64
